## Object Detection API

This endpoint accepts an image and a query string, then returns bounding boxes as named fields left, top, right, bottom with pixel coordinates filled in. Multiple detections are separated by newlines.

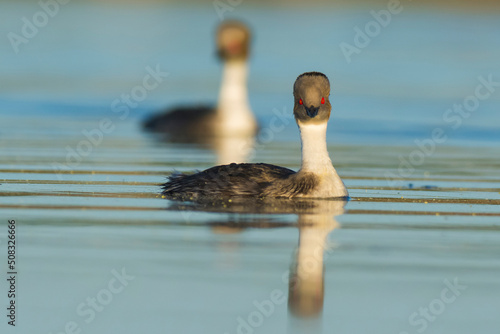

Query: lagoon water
left=1, top=1, right=500, bottom=333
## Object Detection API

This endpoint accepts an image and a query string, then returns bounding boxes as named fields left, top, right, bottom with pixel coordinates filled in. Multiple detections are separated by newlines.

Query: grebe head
left=293, top=72, right=331, bottom=125
left=216, top=20, right=251, bottom=62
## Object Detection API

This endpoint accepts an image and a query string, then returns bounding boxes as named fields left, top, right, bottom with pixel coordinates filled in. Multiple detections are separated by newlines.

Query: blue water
left=1, top=2, right=500, bottom=334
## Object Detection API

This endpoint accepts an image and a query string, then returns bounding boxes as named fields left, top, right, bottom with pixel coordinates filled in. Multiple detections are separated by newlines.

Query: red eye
left=299, top=99, right=303, bottom=105
left=321, top=97, right=325, bottom=104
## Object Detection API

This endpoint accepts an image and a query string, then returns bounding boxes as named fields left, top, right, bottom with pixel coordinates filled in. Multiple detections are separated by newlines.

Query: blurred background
left=1, top=1, right=499, bottom=334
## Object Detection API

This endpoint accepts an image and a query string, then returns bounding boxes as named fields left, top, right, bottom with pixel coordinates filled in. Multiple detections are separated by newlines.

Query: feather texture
left=162, top=163, right=322, bottom=201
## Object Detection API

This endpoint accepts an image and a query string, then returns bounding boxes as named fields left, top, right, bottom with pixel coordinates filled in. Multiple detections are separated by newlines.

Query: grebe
left=162, top=72, right=348, bottom=200
left=143, top=20, right=257, bottom=138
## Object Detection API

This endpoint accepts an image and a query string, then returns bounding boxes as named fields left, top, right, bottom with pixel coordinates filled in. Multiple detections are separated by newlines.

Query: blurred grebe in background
left=162, top=72, right=348, bottom=201
left=144, top=20, right=257, bottom=139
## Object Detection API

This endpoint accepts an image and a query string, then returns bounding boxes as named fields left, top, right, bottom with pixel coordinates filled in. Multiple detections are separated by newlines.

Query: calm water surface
left=0, top=2, right=499, bottom=334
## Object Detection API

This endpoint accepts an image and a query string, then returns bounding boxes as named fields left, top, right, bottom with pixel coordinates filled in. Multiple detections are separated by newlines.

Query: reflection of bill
left=287, top=199, right=346, bottom=332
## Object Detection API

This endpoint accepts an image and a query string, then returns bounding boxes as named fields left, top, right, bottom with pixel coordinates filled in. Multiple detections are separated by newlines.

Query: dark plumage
left=143, top=106, right=215, bottom=138
left=162, top=163, right=319, bottom=201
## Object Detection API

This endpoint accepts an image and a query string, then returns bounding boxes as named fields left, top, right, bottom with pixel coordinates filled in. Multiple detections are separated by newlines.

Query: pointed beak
left=305, top=105, right=319, bottom=118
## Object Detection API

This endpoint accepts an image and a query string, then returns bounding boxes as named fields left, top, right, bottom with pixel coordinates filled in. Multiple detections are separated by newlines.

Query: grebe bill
left=162, top=72, right=348, bottom=200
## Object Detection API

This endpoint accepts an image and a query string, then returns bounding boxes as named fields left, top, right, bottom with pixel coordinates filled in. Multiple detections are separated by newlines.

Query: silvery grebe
left=144, top=20, right=257, bottom=138
left=288, top=199, right=345, bottom=319
left=162, top=72, right=348, bottom=200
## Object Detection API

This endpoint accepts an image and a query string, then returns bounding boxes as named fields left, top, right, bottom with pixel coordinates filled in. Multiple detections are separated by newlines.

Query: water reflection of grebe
left=162, top=72, right=348, bottom=201
left=287, top=199, right=345, bottom=332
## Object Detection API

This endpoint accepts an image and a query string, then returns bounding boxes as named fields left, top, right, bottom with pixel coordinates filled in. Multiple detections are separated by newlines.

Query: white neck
left=298, top=122, right=333, bottom=173
left=217, top=60, right=253, bottom=123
